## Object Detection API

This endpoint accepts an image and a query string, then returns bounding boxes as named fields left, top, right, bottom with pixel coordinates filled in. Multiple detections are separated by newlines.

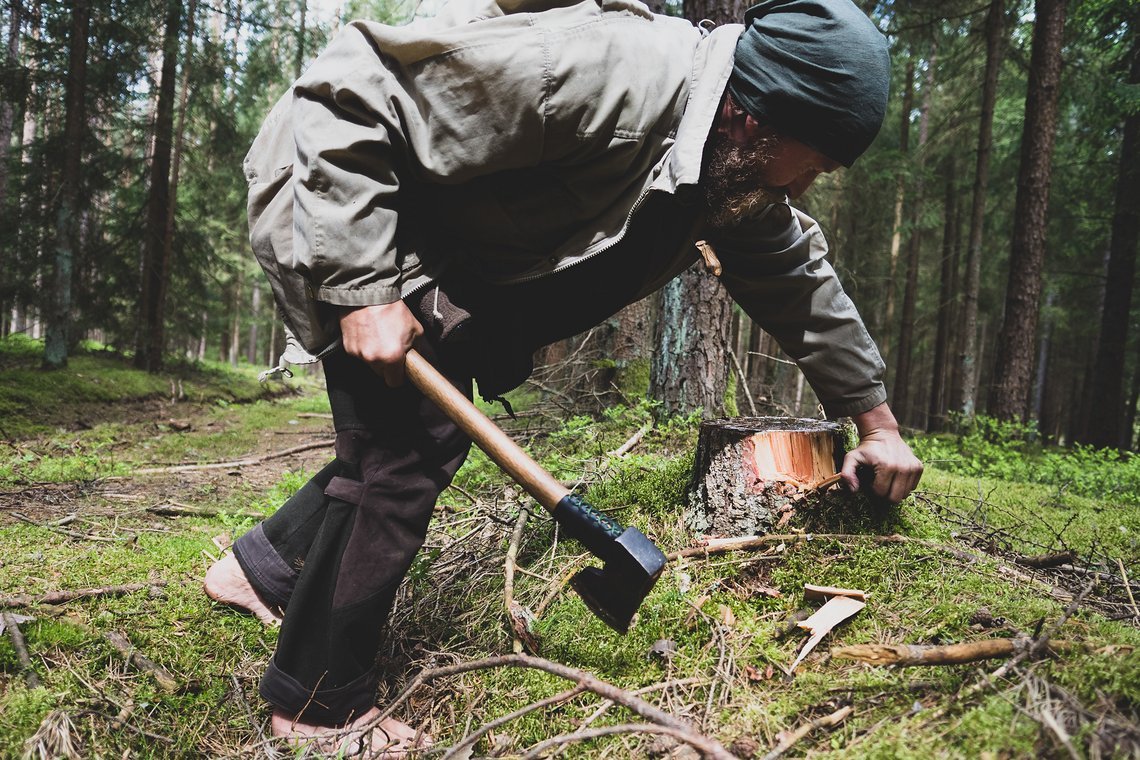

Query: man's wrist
left=850, top=402, right=899, bottom=438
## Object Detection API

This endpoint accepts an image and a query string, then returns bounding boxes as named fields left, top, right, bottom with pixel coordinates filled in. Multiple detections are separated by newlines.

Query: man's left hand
left=840, top=402, right=923, bottom=504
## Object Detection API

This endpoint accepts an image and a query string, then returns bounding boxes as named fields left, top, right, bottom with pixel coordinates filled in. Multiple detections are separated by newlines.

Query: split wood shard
left=790, top=585, right=867, bottom=671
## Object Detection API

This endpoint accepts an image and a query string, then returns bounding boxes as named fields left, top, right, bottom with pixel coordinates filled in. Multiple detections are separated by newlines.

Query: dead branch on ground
left=442, top=685, right=586, bottom=760
left=761, top=705, right=853, bottom=760
left=134, top=439, right=334, bottom=474
left=362, top=654, right=737, bottom=759
left=3, top=612, right=40, bottom=687
left=832, top=638, right=1077, bottom=667
left=102, top=630, right=179, bottom=693
left=11, top=511, right=131, bottom=543
left=146, top=503, right=264, bottom=520
left=0, top=581, right=167, bottom=609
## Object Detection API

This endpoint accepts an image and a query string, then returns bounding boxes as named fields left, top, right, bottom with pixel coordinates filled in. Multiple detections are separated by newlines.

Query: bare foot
left=271, top=707, right=431, bottom=757
left=203, top=553, right=283, bottom=626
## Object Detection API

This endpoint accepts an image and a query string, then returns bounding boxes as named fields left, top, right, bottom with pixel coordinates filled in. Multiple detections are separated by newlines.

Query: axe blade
left=569, top=526, right=667, bottom=633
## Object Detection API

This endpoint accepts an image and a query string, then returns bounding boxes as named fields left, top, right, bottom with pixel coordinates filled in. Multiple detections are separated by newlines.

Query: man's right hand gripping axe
left=405, top=348, right=667, bottom=633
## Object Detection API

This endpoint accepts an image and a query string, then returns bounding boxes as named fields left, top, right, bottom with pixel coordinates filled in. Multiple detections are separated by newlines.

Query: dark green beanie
left=727, top=0, right=890, bottom=167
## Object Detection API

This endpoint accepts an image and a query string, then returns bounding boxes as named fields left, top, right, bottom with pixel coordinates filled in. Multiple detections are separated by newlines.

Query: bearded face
left=701, top=130, right=784, bottom=229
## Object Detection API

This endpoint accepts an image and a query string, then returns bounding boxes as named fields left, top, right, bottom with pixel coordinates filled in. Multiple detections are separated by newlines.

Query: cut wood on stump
left=686, top=417, right=844, bottom=536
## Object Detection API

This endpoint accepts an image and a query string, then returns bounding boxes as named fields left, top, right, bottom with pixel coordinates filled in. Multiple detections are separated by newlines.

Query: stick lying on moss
left=831, top=637, right=1077, bottom=667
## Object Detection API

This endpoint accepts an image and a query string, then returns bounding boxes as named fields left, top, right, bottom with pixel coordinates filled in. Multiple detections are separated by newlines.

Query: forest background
left=0, top=0, right=1136, bottom=447
left=0, top=0, right=1138, bottom=757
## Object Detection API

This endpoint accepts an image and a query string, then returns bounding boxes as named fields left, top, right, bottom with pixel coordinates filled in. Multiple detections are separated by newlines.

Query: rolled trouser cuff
left=232, top=523, right=298, bottom=610
left=259, top=657, right=378, bottom=725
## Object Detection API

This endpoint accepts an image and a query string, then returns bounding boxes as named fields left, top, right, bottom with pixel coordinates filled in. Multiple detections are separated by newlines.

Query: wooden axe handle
left=405, top=348, right=569, bottom=512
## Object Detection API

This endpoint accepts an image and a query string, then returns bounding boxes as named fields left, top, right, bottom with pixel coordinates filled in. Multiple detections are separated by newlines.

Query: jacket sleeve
left=288, top=21, right=547, bottom=307
left=710, top=203, right=887, bottom=418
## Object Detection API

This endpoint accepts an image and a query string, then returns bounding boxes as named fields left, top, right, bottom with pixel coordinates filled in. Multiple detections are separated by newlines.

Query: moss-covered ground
left=0, top=339, right=1136, bottom=758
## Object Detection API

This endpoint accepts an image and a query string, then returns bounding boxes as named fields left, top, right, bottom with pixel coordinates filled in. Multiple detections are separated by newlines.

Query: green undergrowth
left=1, top=375, right=1139, bottom=757
left=912, top=414, right=1140, bottom=508
left=0, top=336, right=290, bottom=440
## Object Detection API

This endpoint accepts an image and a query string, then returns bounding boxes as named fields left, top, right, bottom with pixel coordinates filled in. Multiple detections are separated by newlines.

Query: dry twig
left=761, top=705, right=853, bottom=760
left=3, top=611, right=40, bottom=687
left=361, top=654, right=736, bottom=759
left=832, top=638, right=1076, bottom=667
left=134, top=439, right=334, bottom=474
left=0, top=581, right=167, bottom=609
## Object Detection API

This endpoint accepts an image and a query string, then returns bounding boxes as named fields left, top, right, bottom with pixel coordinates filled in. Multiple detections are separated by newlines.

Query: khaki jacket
left=244, top=0, right=886, bottom=417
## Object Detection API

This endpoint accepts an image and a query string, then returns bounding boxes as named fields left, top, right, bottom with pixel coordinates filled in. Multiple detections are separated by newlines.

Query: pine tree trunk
left=990, top=0, right=1067, bottom=421
left=135, top=0, right=182, bottom=371
left=882, top=56, right=914, bottom=377
left=651, top=264, right=734, bottom=419
left=957, top=0, right=1005, bottom=418
left=928, top=157, right=959, bottom=432
left=43, top=0, right=89, bottom=370
left=248, top=280, right=260, bottom=364
left=1081, top=34, right=1140, bottom=448
left=893, top=47, right=935, bottom=425
left=0, top=0, right=21, bottom=219
left=649, top=0, right=742, bottom=419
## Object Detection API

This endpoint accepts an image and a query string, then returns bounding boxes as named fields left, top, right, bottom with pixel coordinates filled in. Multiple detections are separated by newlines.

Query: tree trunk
left=892, top=47, right=935, bottom=425
left=650, top=264, right=734, bottom=419
left=928, top=157, right=959, bottom=432
left=990, top=0, right=1067, bottom=421
left=957, top=0, right=1006, bottom=418
left=248, top=281, right=261, bottom=364
left=159, top=0, right=198, bottom=362
left=42, top=0, right=89, bottom=369
left=882, top=56, right=914, bottom=377
left=135, top=0, right=182, bottom=371
left=1081, top=33, right=1140, bottom=448
left=686, top=417, right=844, bottom=536
left=0, top=0, right=21, bottom=219
left=649, top=0, right=742, bottom=419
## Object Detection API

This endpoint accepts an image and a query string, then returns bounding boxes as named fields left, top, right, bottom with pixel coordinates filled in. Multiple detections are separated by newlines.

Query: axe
left=405, top=348, right=667, bottom=633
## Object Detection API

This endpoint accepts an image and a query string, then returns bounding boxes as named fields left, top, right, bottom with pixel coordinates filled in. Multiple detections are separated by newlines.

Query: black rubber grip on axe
left=552, top=493, right=624, bottom=558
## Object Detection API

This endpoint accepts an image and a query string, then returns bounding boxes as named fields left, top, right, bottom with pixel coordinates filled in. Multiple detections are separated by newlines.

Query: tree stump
left=686, top=417, right=846, bottom=536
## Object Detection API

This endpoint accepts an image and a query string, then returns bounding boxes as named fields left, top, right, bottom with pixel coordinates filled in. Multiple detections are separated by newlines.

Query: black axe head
left=570, top=527, right=667, bottom=633
left=552, top=494, right=668, bottom=633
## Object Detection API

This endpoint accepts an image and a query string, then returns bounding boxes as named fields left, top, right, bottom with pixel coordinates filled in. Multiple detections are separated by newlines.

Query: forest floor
left=1, top=339, right=1138, bottom=759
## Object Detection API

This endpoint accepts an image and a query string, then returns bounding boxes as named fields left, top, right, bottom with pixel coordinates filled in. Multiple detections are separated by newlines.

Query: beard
left=702, top=132, right=783, bottom=229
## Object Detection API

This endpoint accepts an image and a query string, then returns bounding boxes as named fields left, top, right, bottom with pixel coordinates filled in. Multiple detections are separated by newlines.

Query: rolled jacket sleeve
left=711, top=203, right=887, bottom=418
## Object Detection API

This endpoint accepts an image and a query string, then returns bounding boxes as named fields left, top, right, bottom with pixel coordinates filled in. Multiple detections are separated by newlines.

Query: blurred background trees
left=0, top=0, right=1137, bottom=447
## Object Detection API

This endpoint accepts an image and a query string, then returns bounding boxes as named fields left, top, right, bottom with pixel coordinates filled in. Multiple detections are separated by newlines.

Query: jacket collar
left=653, top=23, right=745, bottom=194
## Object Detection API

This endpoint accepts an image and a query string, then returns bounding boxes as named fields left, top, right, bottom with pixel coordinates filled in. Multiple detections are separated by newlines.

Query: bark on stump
left=686, top=417, right=845, bottom=536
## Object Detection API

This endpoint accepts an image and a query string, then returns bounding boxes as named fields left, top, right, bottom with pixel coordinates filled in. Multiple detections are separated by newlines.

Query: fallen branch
left=831, top=638, right=1076, bottom=667
left=666, top=533, right=909, bottom=562
left=504, top=508, right=536, bottom=654
left=103, top=630, right=179, bottom=693
left=361, top=654, right=736, bottom=760
left=134, top=439, right=334, bottom=474
left=607, top=423, right=652, bottom=458
left=1116, top=558, right=1140, bottom=618
left=146, top=503, right=264, bottom=520
left=11, top=511, right=129, bottom=544
left=761, top=705, right=853, bottom=760
left=666, top=533, right=1075, bottom=604
left=1014, top=550, right=1077, bottom=569
left=443, top=685, right=586, bottom=760
left=3, top=612, right=40, bottom=688
left=521, top=723, right=720, bottom=759
left=0, top=581, right=166, bottom=609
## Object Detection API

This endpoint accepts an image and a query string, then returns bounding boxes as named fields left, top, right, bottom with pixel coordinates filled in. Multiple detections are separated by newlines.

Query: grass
left=0, top=347, right=1137, bottom=757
